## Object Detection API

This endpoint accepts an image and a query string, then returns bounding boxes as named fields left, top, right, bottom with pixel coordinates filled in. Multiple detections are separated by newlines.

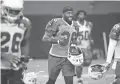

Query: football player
left=42, top=6, right=80, bottom=84
left=104, top=23, right=120, bottom=84
left=1, top=0, right=32, bottom=84
left=75, top=10, right=93, bottom=84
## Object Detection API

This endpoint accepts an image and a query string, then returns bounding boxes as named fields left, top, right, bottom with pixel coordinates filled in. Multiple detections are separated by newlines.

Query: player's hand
left=51, top=35, right=65, bottom=44
left=2, top=53, right=20, bottom=64
left=58, top=35, right=68, bottom=46
left=20, top=55, right=31, bottom=63
left=103, top=62, right=111, bottom=70
left=11, top=55, right=31, bottom=70
left=19, top=62, right=28, bottom=70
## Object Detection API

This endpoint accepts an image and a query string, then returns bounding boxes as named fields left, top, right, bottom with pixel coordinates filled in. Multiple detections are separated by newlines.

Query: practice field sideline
left=26, top=59, right=115, bottom=84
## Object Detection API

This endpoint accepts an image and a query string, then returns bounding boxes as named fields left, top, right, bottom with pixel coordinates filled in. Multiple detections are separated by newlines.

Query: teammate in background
left=104, top=23, right=120, bottom=84
left=75, top=10, right=93, bottom=84
left=42, top=6, right=79, bottom=84
left=1, top=0, right=32, bottom=84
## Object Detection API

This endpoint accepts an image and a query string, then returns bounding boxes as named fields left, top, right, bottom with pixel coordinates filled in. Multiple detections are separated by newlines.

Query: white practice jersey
left=76, top=20, right=92, bottom=49
left=1, top=17, right=30, bottom=69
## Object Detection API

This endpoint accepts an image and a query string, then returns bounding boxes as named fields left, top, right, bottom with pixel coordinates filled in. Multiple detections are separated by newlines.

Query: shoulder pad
left=22, top=17, right=31, bottom=25
left=47, top=18, right=62, bottom=26
left=45, top=18, right=62, bottom=33
left=86, top=21, right=93, bottom=28
left=109, top=23, right=120, bottom=40
left=52, top=18, right=62, bottom=22
left=113, top=23, right=120, bottom=30
left=73, top=21, right=79, bottom=26
left=19, top=16, right=31, bottom=30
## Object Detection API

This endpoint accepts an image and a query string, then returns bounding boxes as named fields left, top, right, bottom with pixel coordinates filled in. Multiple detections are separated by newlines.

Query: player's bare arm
left=105, top=23, right=120, bottom=65
left=21, top=17, right=32, bottom=61
left=88, top=22, right=94, bottom=43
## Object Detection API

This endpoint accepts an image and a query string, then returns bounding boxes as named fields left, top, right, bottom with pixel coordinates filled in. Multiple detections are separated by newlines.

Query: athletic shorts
left=48, top=54, right=75, bottom=80
left=1, top=68, right=24, bottom=84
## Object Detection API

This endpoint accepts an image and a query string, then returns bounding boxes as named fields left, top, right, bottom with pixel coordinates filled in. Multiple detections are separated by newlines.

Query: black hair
left=76, top=10, right=87, bottom=17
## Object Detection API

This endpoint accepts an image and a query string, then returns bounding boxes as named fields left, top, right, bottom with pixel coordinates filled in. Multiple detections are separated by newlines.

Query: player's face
left=63, top=11, right=74, bottom=21
left=78, top=12, right=86, bottom=20
left=9, top=9, right=22, bottom=16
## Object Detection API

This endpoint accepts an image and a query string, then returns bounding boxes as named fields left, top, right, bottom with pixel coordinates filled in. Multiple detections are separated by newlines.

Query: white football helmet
left=68, top=44, right=84, bottom=66
left=1, top=0, right=23, bottom=22
left=88, top=64, right=108, bottom=80
left=23, top=72, right=37, bottom=84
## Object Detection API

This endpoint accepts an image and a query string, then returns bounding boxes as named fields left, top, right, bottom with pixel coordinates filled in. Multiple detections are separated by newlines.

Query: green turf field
left=26, top=59, right=115, bottom=84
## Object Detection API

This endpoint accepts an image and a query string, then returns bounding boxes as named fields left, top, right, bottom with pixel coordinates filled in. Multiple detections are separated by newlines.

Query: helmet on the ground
left=88, top=64, right=107, bottom=80
left=23, top=72, right=37, bottom=84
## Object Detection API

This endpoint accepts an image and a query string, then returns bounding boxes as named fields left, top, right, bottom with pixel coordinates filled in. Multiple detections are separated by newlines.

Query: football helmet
left=88, top=64, right=108, bottom=80
left=1, top=0, right=23, bottom=22
left=23, top=72, right=37, bottom=84
left=68, top=44, right=83, bottom=66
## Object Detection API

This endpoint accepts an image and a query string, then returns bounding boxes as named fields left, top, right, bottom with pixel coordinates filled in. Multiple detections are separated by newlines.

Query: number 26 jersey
left=1, top=17, right=30, bottom=69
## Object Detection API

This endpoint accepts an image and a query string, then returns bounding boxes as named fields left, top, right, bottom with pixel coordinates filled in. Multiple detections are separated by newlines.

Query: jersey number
left=1, top=32, right=22, bottom=52
left=78, top=31, right=89, bottom=40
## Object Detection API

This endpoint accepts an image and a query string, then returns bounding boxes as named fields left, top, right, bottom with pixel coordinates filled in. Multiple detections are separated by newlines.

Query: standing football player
left=1, top=0, right=32, bottom=84
left=75, top=10, right=93, bottom=84
left=104, top=23, right=120, bottom=84
left=42, top=6, right=80, bottom=84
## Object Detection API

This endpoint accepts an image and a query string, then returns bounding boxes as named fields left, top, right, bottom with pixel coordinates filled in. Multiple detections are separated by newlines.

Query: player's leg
left=76, top=49, right=84, bottom=84
left=62, top=58, right=75, bottom=84
left=112, top=61, right=120, bottom=84
left=83, top=49, right=92, bottom=66
left=8, top=68, right=24, bottom=84
left=46, top=54, right=62, bottom=84
left=64, top=76, right=73, bottom=84
left=1, top=69, right=10, bottom=84
left=76, top=65, right=83, bottom=84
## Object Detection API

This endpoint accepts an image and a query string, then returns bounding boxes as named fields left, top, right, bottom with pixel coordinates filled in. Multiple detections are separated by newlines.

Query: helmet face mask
left=1, top=0, right=23, bottom=22
left=88, top=64, right=107, bottom=80
left=68, top=44, right=84, bottom=66
left=23, top=72, right=37, bottom=84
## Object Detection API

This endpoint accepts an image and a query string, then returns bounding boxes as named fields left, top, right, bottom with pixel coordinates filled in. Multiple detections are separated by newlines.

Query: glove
left=11, top=56, right=31, bottom=70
